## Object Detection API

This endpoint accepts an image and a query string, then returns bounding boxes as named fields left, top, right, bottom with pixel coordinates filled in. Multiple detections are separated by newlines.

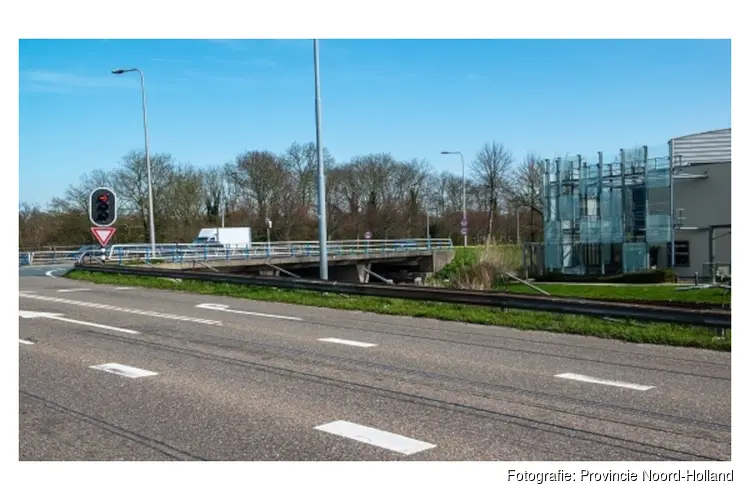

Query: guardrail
left=72, top=263, right=731, bottom=329
left=19, top=250, right=81, bottom=266
left=19, top=238, right=454, bottom=267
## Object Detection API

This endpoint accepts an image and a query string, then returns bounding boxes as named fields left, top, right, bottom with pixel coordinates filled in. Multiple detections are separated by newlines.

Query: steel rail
left=73, top=264, right=731, bottom=329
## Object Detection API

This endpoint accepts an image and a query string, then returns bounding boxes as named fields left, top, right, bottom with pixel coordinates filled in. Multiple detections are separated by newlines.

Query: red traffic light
left=90, top=188, right=116, bottom=226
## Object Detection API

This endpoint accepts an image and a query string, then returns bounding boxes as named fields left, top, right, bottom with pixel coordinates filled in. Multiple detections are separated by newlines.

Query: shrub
left=433, top=248, right=479, bottom=281
left=443, top=246, right=520, bottom=290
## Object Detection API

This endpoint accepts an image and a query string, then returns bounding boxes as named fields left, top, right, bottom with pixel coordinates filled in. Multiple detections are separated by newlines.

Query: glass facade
left=542, top=148, right=673, bottom=274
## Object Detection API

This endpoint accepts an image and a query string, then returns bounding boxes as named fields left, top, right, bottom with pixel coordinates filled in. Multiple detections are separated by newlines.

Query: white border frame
left=8, top=2, right=744, bottom=499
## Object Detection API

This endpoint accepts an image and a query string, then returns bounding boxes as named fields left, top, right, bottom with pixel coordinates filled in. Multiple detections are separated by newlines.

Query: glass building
left=542, top=147, right=672, bottom=275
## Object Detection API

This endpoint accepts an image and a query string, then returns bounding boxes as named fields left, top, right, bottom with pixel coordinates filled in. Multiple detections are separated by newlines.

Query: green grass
left=501, top=282, right=731, bottom=305
left=434, top=246, right=729, bottom=306
left=66, top=269, right=731, bottom=351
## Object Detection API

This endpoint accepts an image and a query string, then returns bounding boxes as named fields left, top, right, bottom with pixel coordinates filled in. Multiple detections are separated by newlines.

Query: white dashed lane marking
left=196, top=303, right=302, bottom=321
left=318, top=338, right=377, bottom=348
left=554, top=373, right=655, bottom=391
left=19, top=310, right=141, bottom=335
left=314, top=420, right=436, bottom=455
left=19, top=293, right=222, bottom=326
left=90, top=363, right=158, bottom=379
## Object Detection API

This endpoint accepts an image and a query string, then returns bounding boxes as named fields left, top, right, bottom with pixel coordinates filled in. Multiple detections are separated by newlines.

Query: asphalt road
left=19, top=264, right=74, bottom=278
left=19, top=273, right=731, bottom=461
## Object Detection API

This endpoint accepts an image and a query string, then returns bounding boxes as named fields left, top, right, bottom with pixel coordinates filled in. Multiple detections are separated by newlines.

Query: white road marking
left=45, top=269, right=64, bottom=278
left=19, top=339, right=34, bottom=345
left=115, top=287, right=136, bottom=290
left=19, top=293, right=222, bottom=326
left=196, top=303, right=302, bottom=321
left=57, top=288, right=92, bottom=293
left=554, top=372, right=655, bottom=391
left=19, top=310, right=140, bottom=335
left=90, top=363, right=158, bottom=378
left=318, top=337, right=377, bottom=348
left=314, top=420, right=436, bottom=455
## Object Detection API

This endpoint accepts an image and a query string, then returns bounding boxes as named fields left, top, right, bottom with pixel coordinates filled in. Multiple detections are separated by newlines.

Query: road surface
left=18, top=273, right=731, bottom=461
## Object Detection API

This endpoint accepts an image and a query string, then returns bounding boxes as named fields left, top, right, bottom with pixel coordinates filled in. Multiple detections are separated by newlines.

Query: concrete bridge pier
left=329, top=262, right=371, bottom=283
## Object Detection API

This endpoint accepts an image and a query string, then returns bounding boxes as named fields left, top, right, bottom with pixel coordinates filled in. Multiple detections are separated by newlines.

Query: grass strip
left=66, top=269, right=731, bottom=351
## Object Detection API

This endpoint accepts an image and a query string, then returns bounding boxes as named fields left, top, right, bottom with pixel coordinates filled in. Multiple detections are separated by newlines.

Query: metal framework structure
left=542, top=146, right=676, bottom=275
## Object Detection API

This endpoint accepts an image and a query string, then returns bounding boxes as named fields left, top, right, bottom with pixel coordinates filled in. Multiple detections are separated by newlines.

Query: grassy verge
left=434, top=246, right=729, bottom=306
left=501, top=282, right=731, bottom=306
left=66, top=269, right=731, bottom=351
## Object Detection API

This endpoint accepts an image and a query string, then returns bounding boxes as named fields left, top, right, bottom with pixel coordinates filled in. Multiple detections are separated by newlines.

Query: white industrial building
left=663, top=128, right=731, bottom=280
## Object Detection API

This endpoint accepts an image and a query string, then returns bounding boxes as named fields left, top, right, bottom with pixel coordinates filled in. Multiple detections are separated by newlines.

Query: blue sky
left=19, top=38, right=731, bottom=206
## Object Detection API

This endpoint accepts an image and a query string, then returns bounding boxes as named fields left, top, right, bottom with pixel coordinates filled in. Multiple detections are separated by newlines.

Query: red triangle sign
left=91, top=226, right=117, bottom=246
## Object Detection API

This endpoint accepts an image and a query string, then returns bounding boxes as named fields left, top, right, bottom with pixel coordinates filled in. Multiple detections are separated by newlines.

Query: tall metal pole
left=112, top=68, right=156, bottom=255
left=313, top=39, right=329, bottom=280
left=460, top=152, right=467, bottom=247
left=138, top=70, right=157, bottom=256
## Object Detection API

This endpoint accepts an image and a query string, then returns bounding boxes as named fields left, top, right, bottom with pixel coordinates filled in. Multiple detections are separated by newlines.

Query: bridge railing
left=19, top=250, right=81, bottom=266
left=19, top=238, right=454, bottom=266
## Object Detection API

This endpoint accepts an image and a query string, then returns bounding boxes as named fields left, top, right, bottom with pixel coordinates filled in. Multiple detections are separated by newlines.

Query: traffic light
left=89, top=187, right=117, bottom=226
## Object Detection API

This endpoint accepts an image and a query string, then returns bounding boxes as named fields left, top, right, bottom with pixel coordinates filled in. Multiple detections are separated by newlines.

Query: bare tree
left=228, top=150, right=291, bottom=237
left=19, top=203, right=47, bottom=248
left=163, top=164, right=205, bottom=240
left=114, top=150, right=176, bottom=241
left=395, top=159, right=431, bottom=237
left=471, top=141, right=514, bottom=247
left=202, top=166, right=225, bottom=225
left=49, top=169, right=112, bottom=214
left=509, top=153, right=545, bottom=241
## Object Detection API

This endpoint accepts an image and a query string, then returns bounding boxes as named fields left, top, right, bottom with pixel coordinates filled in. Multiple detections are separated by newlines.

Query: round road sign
left=460, top=218, right=468, bottom=228
left=364, top=231, right=372, bottom=240
left=460, top=227, right=468, bottom=236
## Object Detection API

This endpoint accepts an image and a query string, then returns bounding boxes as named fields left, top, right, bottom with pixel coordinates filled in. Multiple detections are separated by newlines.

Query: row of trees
left=19, top=141, right=545, bottom=249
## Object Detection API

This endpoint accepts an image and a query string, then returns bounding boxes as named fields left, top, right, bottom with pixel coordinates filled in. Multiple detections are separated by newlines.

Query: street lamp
left=313, top=39, right=329, bottom=280
left=111, top=67, right=156, bottom=256
left=441, top=150, right=467, bottom=247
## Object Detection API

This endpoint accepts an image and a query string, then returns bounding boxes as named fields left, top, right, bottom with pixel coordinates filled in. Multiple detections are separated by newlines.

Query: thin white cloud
left=20, top=83, right=70, bottom=94
left=206, top=39, right=250, bottom=52
left=151, top=57, right=191, bottom=64
left=210, top=57, right=276, bottom=68
left=21, top=70, right=138, bottom=91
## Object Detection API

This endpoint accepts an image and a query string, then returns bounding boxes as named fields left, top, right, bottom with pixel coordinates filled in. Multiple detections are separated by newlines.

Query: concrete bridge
left=68, top=238, right=456, bottom=284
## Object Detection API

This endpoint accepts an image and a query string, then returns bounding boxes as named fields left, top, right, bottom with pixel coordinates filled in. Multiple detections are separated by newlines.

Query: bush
left=433, top=248, right=480, bottom=281
left=540, top=268, right=676, bottom=284
left=434, top=246, right=520, bottom=290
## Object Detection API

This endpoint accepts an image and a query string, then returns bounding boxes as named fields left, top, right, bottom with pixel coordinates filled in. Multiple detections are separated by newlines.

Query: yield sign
left=91, top=226, right=116, bottom=246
